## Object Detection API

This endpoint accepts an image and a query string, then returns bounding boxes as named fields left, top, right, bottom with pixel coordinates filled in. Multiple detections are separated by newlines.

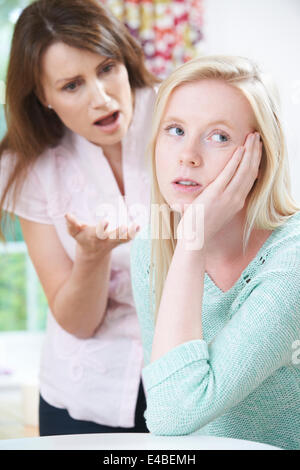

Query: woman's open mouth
left=93, top=111, right=120, bottom=133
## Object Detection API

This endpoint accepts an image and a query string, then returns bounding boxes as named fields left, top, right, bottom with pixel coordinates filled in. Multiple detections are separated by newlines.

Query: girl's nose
left=179, top=148, right=202, bottom=167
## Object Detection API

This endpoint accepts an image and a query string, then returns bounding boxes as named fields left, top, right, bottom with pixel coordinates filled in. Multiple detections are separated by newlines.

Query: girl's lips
left=93, top=111, right=121, bottom=133
left=172, top=182, right=203, bottom=193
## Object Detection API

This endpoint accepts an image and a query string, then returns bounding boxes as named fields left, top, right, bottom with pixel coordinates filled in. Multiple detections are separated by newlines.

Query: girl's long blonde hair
left=147, top=55, right=300, bottom=323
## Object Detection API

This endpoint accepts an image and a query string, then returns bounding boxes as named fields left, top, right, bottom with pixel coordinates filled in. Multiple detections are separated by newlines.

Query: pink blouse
left=0, top=86, right=157, bottom=427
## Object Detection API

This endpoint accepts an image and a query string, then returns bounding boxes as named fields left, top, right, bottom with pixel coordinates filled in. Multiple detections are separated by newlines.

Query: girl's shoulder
left=268, top=211, right=300, bottom=249
left=258, top=211, right=300, bottom=273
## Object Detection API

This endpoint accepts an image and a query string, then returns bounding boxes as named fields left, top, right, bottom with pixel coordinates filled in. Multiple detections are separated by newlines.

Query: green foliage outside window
left=0, top=215, right=48, bottom=332
left=0, top=252, right=48, bottom=331
left=0, top=253, right=26, bottom=330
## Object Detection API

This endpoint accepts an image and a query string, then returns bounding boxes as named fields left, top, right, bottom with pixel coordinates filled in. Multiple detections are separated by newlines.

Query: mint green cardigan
left=130, top=211, right=300, bottom=450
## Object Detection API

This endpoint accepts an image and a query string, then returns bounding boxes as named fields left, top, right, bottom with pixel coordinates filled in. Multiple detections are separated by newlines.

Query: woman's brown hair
left=0, top=0, right=160, bottom=241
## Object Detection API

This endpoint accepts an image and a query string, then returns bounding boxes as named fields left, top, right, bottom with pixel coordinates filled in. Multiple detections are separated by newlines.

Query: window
left=0, top=219, right=48, bottom=332
left=0, top=0, right=47, bottom=332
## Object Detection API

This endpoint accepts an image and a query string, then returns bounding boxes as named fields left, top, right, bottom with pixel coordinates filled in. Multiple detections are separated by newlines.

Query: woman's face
left=155, top=79, right=257, bottom=211
left=40, top=42, right=134, bottom=147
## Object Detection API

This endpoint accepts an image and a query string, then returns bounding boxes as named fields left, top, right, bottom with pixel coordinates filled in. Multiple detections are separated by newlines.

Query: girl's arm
left=135, top=244, right=300, bottom=435
left=150, top=244, right=205, bottom=362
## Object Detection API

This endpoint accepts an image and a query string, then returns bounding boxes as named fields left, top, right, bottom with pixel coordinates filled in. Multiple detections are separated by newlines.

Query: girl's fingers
left=236, top=132, right=258, bottom=174
left=213, top=145, right=245, bottom=192
left=228, top=132, right=261, bottom=197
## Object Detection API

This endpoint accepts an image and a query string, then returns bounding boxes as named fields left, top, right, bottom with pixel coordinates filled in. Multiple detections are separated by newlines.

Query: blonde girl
left=131, top=55, right=300, bottom=450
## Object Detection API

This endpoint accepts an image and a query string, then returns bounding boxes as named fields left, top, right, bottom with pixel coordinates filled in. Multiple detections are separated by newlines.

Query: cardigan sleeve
left=131, top=236, right=300, bottom=435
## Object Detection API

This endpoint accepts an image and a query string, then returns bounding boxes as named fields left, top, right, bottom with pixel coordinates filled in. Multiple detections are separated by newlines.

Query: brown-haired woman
left=0, top=0, right=160, bottom=436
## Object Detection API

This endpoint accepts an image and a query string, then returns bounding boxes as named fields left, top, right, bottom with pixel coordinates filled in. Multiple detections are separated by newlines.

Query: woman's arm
left=19, top=217, right=112, bottom=339
left=20, top=215, right=139, bottom=339
left=52, top=246, right=112, bottom=339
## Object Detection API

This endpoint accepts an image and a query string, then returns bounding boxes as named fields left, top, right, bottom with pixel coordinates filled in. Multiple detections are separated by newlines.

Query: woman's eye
left=211, top=132, right=229, bottom=143
left=62, top=64, right=115, bottom=92
left=64, top=81, right=79, bottom=92
left=165, top=126, right=184, bottom=136
left=101, top=63, right=115, bottom=74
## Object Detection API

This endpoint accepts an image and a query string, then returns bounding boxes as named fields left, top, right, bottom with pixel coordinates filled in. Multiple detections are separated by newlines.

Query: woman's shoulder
left=1, top=128, right=75, bottom=172
left=134, top=86, right=158, bottom=111
left=137, top=85, right=158, bottom=97
left=36, top=128, right=77, bottom=168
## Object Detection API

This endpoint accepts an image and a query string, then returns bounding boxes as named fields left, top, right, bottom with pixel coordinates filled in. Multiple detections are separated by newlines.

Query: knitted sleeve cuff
left=142, top=339, right=209, bottom=390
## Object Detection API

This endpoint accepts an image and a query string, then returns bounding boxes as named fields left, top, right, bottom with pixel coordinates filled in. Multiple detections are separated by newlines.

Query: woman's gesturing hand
left=65, top=213, right=140, bottom=259
left=176, top=132, right=262, bottom=250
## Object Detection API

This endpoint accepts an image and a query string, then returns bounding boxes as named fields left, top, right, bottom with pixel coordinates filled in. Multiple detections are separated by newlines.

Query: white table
left=0, top=433, right=281, bottom=450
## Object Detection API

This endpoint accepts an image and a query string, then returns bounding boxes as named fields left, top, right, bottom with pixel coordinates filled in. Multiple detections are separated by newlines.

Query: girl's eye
left=210, top=132, right=229, bottom=143
left=165, top=125, right=185, bottom=136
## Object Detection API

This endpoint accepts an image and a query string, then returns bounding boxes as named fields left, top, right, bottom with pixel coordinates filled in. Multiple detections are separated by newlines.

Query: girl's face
left=40, top=42, right=134, bottom=147
left=155, top=79, right=257, bottom=210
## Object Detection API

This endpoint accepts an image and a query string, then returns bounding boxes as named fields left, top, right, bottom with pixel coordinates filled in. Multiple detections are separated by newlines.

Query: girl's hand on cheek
left=176, top=132, right=262, bottom=250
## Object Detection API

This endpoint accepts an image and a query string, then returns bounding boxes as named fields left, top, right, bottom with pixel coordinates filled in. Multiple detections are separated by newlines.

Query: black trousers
left=39, top=380, right=149, bottom=436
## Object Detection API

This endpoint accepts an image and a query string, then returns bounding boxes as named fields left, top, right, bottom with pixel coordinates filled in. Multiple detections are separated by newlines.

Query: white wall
left=202, top=0, right=300, bottom=202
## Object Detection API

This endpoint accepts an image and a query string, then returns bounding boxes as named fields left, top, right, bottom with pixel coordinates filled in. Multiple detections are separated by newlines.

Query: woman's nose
left=90, top=81, right=111, bottom=108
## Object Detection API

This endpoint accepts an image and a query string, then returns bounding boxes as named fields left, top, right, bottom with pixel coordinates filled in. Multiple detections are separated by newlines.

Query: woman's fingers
left=107, top=223, right=140, bottom=242
left=65, top=213, right=86, bottom=237
left=107, top=224, right=127, bottom=240
left=66, top=213, right=140, bottom=249
left=128, top=223, right=140, bottom=240
left=96, top=219, right=109, bottom=239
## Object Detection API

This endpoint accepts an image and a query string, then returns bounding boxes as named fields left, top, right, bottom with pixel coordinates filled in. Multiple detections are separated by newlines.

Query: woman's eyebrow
left=55, top=57, right=110, bottom=85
